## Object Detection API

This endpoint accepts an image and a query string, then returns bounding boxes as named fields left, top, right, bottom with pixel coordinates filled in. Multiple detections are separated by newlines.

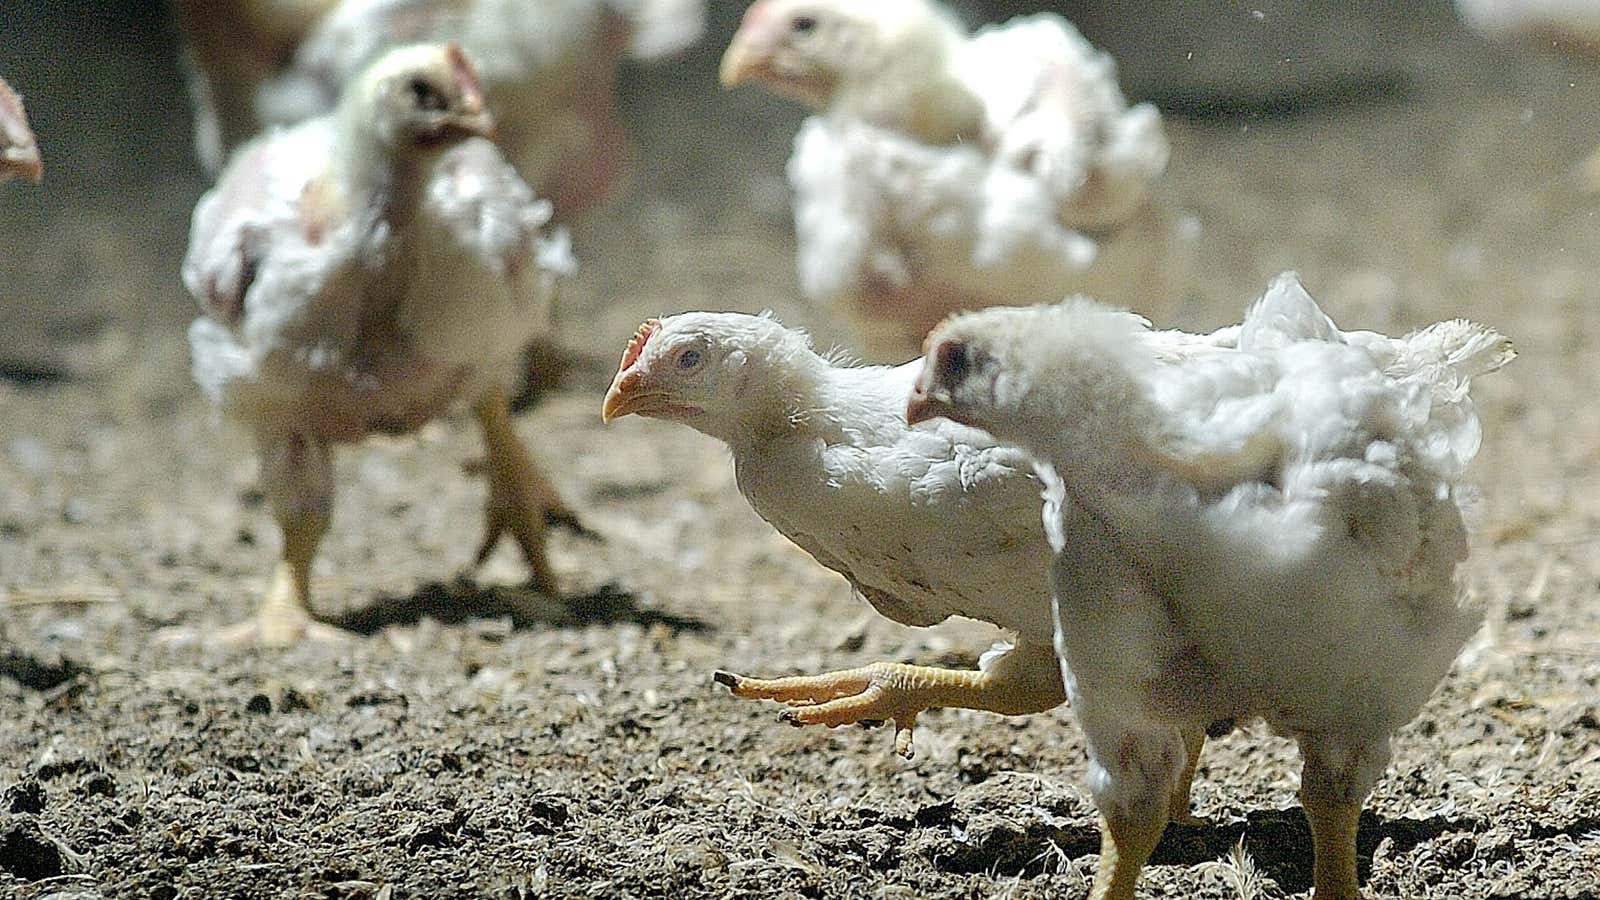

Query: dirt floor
left=2, top=2, right=1599, bottom=898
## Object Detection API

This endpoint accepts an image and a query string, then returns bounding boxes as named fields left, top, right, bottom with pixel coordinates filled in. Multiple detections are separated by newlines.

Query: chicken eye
left=409, top=78, right=449, bottom=112
left=934, top=341, right=971, bottom=385
left=676, top=348, right=703, bottom=370
left=792, top=15, right=817, bottom=33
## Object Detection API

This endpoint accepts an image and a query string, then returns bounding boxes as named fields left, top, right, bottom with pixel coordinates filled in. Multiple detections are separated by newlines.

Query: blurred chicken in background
left=721, top=0, right=1189, bottom=359
left=171, top=0, right=339, bottom=176
left=1456, top=0, right=1600, bottom=54
left=1455, top=0, right=1600, bottom=190
left=174, top=0, right=706, bottom=219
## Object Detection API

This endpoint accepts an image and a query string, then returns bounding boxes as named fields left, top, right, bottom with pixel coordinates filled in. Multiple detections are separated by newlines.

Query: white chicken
left=908, top=274, right=1512, bottom=900
left=182, top=43, right=578, bottom=646
left=176, top=0, right=707, bottom=217
left=0, top=76, right=42, bottom=184
left=595, top=312, right=1219, bottom=815
left=720, top=0, right=1175, bottom=357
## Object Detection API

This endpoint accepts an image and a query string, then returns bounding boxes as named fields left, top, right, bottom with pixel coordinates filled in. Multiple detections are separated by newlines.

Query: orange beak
left=720, top=38, right=766, bottom=88
left=603, top=318, right=663, bottom=423
left=906, top=386, right=961, bottom=426
left=602, top=369, right=649, bottom=423
left=450, top=104, right=496, bottom=141
left=720, top=0, right=780, bottom=88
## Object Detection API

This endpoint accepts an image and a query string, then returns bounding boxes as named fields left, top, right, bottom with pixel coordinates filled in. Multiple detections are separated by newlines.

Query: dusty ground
left=2, top=2, right=1599, bottom=898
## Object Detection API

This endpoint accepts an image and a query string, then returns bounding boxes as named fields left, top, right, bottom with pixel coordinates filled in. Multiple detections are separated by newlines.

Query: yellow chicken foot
left=214, top=508, right=344, bottom=647
left=713, top=661, right=1062, bottom=759
left=472, top=386, right=589, bottom=591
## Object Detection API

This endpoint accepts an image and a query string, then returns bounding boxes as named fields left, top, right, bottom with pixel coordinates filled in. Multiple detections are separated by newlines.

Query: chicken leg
left=1090, top=806, right=1167, bottom=900
left=1076, top=718, right=1188, bottom=900
left=1168, top=728, right=1208, bottom=824
left=215, top=432, right=345, bottom=647
left=714, top=643, right=1066, bottom=759
left=472, top=385, right=585, bottom=593
left=1300, top=753, right=1365, bottom=900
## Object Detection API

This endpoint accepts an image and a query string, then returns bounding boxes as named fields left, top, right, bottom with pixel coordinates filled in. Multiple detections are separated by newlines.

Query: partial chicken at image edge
left=0, top=76, right=43, bottom=185
left=597, top=311, right=1216, bottom=826
left=909, top=273, right=1513, bottom=900
left=177, top=43, right=583, bottom=647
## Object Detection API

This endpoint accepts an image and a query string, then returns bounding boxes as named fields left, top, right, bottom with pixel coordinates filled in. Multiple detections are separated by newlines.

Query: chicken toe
left=218, top=488, right=342, bottom=648
left=211, top=563, right=349, bottom=647
left=472, top=386, right=585, bottom=592
left=715, top=660, right=1062, bottom=759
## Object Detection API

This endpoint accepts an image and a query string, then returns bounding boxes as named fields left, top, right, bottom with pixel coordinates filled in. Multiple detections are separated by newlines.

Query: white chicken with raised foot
left=597, top=312, right=1220, bottom=816
left=720, top=0, right=1178, bottom=358
left=907, top=273, right=1513, bottom=900
left=182, top=43, right=579, bottom=647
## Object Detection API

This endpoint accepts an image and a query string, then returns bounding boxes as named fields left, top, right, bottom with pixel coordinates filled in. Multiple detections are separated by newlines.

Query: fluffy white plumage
left=913, top=273, right=1512, bottom=899
left=181, top=43, right=576, bottom=645
left=185, top=96, right=569, bottom=437
left=612, top=311, right=1053, bottom=633
left=723, top=0, right=1176, bottom=355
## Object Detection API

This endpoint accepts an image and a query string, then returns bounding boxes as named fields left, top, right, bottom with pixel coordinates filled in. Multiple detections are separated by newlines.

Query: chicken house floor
left=2, top=3, right=1598, bottom=898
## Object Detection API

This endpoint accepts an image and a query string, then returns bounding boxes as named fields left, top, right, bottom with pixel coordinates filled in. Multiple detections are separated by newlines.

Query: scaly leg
left=214, top=433, right=343, bottom=647
left=715, top=644, right=1065, bottom=759
left=1168, top=728, right=1208, bottom=824
left=1074, top=701, right=1187, bottom=900
left=1090, top=806, right=1167, bottom=900
left=472, top=385, right=586, bottom=592
left=1301, top=753, right=1366, bottom=900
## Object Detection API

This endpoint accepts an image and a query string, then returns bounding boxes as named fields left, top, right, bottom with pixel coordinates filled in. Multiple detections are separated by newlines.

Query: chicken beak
left=601, top=369, right=647, bottom=423
left=452, top=100, right=497, bottom=141
left=719, top=38, right=764, bottom=89
left=721, top=0, right=783, bottom=92
left=445, top=41, right=495, bottom=140
left=905, top=391, right=956, bottom=426
left=0, top=147, right=41, bottom=184
left=906, top=360, right=959, bottom=426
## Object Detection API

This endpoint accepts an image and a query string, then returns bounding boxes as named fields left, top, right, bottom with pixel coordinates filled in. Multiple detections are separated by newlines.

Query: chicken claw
left=472, top=386, right=590, bottom=591
left=715, top=661, right=1061, bottom=760
left=211, top=564, right=349, bottom=648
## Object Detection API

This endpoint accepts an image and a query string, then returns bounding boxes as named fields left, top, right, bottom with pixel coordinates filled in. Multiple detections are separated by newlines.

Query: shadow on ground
left=933, top=803, right=1468, bottom=893
left=324, top=579, right=712, bottom=636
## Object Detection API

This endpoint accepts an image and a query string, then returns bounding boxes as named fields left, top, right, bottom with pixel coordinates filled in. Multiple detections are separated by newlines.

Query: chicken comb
left=444, top=42, right=485, bottom=106
left=620, top=319, right=661, bottom=372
